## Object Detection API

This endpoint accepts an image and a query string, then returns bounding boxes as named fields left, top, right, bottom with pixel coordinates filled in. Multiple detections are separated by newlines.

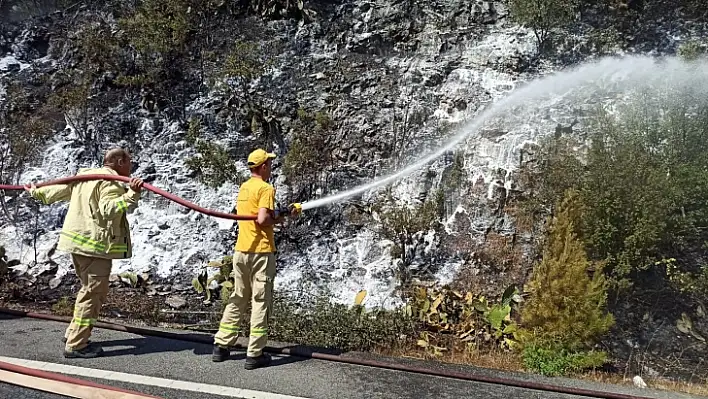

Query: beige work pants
left=64, top=254, right=112, bottom=351
left=214, top=251, right=276, bottom=357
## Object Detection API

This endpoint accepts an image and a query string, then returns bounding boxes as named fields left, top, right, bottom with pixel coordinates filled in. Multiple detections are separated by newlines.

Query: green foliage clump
left=283, top=109, right=336, bottom=197
left=117, top=0, right=192, bottom=90
left=677, top=40, right=707, bottom=61
left=184, top=117, right=243, bottom=188
left=665, top=257, right=708, bottom=303
left=522, top=343, right=607, bottom=377
left=270, top=291, right=415, bottom=352
left=0, top=83, right=54, bottom=188
left=508, top=0, right=579, bottom=52
left=52, top=296, right=73, bottom=317
left=521, top=190, right=614, bottom=350
left=212, top=40, right=272, bottom=90
left=520, top=190, right=613, bottom=375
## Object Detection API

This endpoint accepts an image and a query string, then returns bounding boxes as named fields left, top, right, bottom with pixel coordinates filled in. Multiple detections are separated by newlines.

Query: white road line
left=0, top=356, right=311, bottom=399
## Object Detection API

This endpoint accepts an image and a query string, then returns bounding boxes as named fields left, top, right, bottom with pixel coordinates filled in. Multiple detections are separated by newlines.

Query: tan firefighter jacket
left=29, top=167, right=141, bottom=259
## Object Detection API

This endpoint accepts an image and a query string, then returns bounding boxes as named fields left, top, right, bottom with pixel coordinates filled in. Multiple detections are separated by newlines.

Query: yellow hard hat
left=247, top=148, right=276, bottom=168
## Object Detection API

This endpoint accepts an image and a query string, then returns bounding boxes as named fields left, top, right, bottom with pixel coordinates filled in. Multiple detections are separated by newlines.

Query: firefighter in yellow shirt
left=212, top=148, right=300, bottom=369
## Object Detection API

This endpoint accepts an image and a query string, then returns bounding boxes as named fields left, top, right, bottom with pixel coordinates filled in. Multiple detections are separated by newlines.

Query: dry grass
left=376, top=346, right=524, bottom=373
left=581, top=370, right=708, bottom=397
left=377, top=345, right=708, bottom=397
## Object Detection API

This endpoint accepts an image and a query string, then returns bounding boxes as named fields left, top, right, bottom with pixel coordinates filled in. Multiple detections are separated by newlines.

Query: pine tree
left=521, top=189, right=614, bottom=350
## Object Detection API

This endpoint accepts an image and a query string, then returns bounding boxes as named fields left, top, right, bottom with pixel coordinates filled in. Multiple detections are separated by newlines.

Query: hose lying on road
left=0, top=307, right=664, bottom=399
left=0, top=358, right=163, bottom=398
left=0, top=174, right=257, bottom=221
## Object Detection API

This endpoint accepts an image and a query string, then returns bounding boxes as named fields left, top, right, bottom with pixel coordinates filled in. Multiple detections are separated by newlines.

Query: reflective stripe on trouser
left=214, top=251, right=276, bottom=357
left=64, top=254, right=111, bottom=351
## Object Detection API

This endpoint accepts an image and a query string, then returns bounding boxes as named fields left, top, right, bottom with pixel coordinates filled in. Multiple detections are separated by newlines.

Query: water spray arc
left=3, top=56, right=708, bottom=220
left=299, top=55, right=708, bottom=211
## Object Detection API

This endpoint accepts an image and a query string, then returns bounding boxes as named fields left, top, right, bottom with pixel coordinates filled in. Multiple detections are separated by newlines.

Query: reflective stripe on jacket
left=30, top=167, right=140, bottom=259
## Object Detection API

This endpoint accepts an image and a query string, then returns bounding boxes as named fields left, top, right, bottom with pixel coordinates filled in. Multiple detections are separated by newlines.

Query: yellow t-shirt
left=234, top=177, right=276, bottom=253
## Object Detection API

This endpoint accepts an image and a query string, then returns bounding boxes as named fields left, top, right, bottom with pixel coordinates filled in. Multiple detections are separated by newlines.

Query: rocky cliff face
left=0, top=0, right=704, bottom=308
left=0, top=0, right=541, bottom=306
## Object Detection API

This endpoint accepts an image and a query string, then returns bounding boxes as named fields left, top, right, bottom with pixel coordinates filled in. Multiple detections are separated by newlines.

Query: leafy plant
left=376, top=191, right=444, bottom=272
left=269, top=289, right=415, bottom=352
left=192, top=255, right=234, bottom=306
left=405, top=284, right=525, bottom=354
left=52, top=296, right=73, bottom=317
left=678, top=40, right=707, bottom=61
left=283, top=109, right=337, bottom=198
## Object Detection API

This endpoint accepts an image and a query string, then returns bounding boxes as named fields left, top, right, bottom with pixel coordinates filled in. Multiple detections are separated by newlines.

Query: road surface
left=0, top=314, right=697, bottom=399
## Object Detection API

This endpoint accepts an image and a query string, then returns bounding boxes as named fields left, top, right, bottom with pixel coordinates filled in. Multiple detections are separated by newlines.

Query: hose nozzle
left=275, top=202, right=303, bottom=218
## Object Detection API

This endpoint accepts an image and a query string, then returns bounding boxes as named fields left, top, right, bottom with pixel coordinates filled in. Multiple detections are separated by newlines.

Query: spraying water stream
left=300, top=55, right=708, bottom=211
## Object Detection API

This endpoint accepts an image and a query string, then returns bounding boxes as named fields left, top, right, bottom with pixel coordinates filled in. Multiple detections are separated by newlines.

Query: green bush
left=521, top=190, right=614, bottom=350
left=269, top=292, right=415, bottom=352
left=283, top=109, right=336, bottom=197
left=522, top=342, right=607, bottom=377
left=375, top=190, right=444, bottom=273
left=508, top=0, right=579, bottom=52
left=677, top=40, right=707, bottom=61
left=184, top=117, right=244, bottom=188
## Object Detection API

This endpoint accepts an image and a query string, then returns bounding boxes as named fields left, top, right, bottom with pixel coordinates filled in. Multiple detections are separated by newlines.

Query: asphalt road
left=0, top=314, right=699, bottom=399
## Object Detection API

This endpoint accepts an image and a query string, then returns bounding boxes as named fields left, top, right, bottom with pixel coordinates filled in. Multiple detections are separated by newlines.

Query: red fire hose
left=0, top=359, right=163, bottom=398
left=0, top=174, right=257, bottom=221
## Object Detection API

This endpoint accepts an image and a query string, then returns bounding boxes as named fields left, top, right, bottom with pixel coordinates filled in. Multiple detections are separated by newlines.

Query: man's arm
left=255, top=185, right=284, bottom=226
left=26, top=184, right=72, bottom=205
left=97, top=178, right=144, bottom=219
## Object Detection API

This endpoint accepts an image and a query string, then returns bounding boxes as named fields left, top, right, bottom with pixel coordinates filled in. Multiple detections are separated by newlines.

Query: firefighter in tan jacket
left=26, top=148, right=144, bottom=358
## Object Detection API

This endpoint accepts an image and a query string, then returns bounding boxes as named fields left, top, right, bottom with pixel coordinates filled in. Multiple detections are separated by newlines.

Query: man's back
left=235, top=177, right=275, bottom=253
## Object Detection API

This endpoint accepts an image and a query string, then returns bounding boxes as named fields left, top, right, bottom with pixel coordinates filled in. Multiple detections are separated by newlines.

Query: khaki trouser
left=214, top=251, right=276, bottom=357
left=64, top=254, right=112, bottom=351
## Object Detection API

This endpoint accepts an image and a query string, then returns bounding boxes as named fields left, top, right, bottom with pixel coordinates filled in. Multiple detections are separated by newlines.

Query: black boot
left=212, top=345, right=230, bottom=362
left=244, top=353, right=271, bottom=370
left=64, top=342, right=103, bottom=359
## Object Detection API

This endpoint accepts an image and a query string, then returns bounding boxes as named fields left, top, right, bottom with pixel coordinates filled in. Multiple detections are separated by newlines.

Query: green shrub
left=521, top=190, right=614, bottom=350
left=375, top=190, right=444, bottom=274
left=678, top=40, right=707, bottom=61
left=52, top=296, right=73, bottom=316
left=522, top=342, right=607, bottom=376
left=184, top=117, right=244, bottom=188
left=508, top=0, right=579, bottom=52
left=283, top=109, right=336, bottom=196
left=270, top=292, right=415, bottom=352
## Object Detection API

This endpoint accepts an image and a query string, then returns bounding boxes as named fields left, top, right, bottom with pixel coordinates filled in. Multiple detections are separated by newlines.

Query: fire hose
left=0, top=358, right=162, bottom=398
left=0, top=177, right=667, bottom=399
left=0, top=174, right=303, bottom=220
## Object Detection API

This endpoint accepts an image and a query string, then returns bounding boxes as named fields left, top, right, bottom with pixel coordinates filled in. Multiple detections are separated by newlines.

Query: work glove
left=274, top=203, right=302, bottom=219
